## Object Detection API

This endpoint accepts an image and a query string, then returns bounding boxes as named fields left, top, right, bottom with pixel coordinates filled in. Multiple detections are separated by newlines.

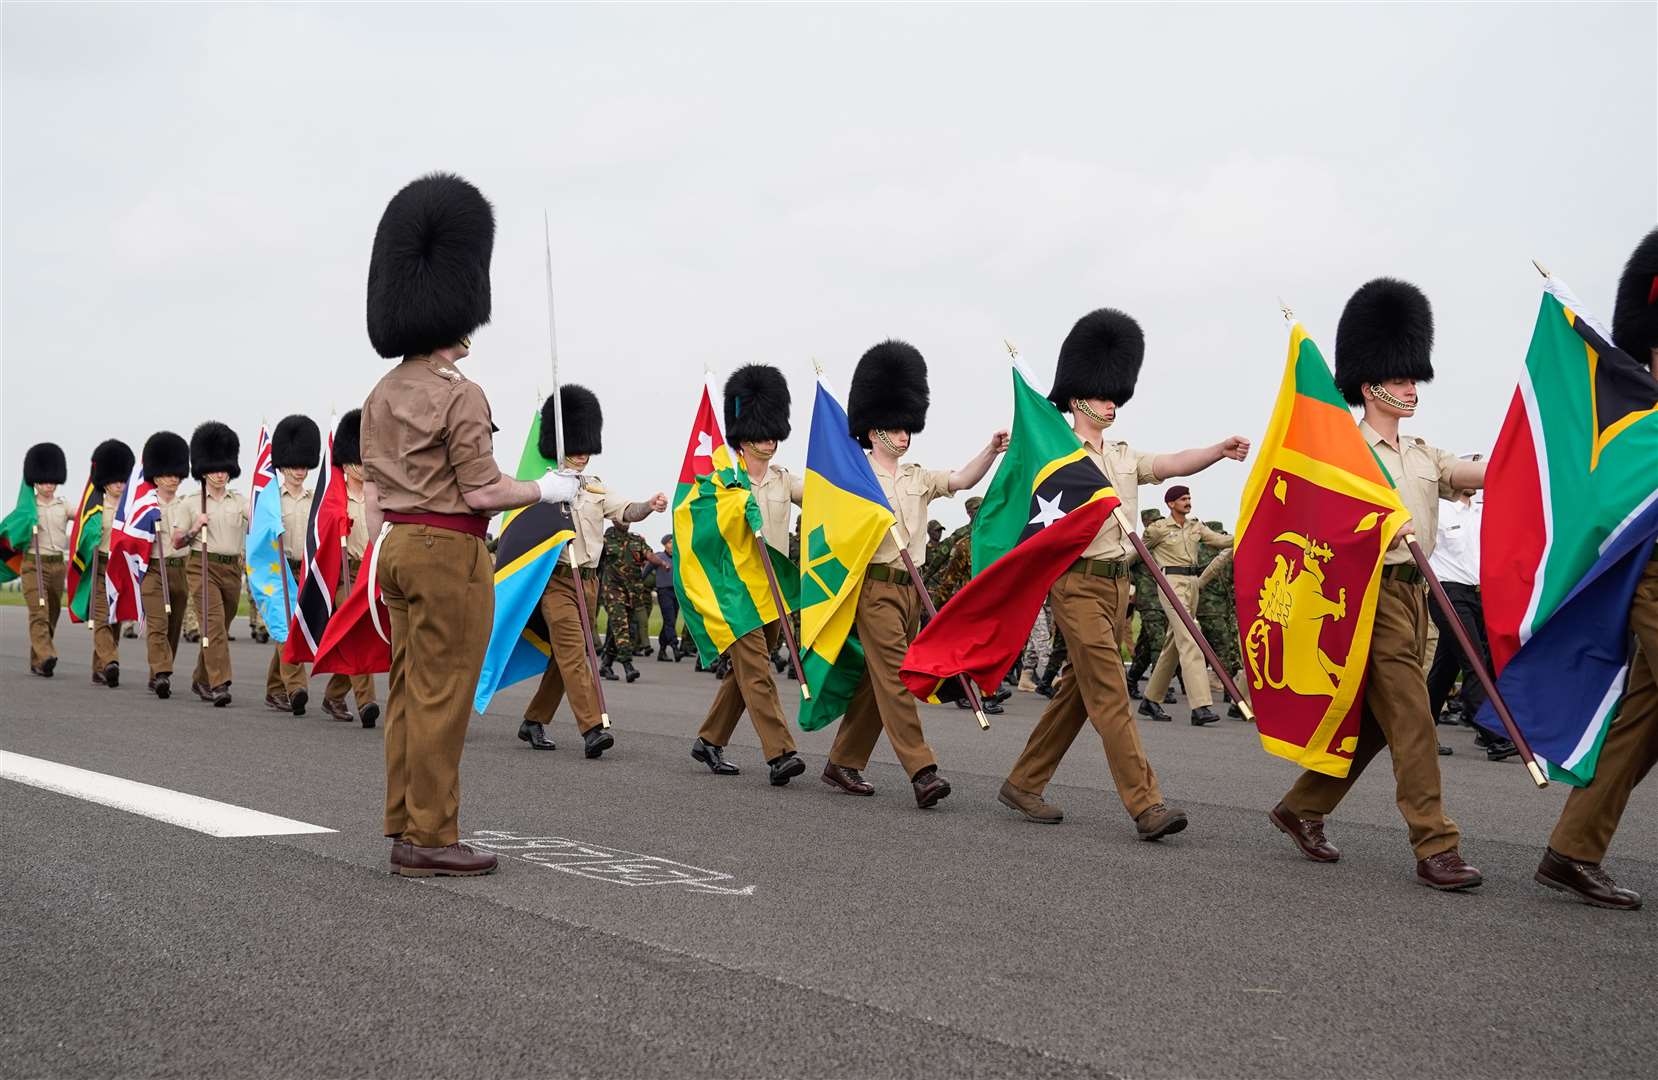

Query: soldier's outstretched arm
left=1150, top=437, right=1251, bottom=480
left=948, top=430, right=1010, bottom=492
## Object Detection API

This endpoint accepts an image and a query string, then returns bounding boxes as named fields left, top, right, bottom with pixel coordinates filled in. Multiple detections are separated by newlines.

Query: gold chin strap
left=458, top=336, right=471, bottom=349
left=1073, top=399, right=1114, bottom=427
left=873, top=429, right=904, bottom=455
left=1368, top=384, right=1416, bottom=412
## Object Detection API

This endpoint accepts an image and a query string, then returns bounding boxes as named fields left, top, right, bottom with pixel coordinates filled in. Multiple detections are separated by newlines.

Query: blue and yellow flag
left=473, top=408, right=576, bottom=715
left=797, top=376, right=895, bottom=731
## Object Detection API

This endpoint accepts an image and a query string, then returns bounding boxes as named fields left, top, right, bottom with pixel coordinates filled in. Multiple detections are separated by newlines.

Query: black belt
left=1163, top=565, right=1202, bottom=576
left=1381, top=563, right=1425, bottom=585
left=1068, top=557, right=1129, bottom=579
left=865, top=563, right=914, bottom=586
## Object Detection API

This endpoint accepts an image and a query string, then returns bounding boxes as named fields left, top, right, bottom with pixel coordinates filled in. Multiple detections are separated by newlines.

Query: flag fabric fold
left=245, top=424, right=297, bottom=645
left=0, top=480, right=38, bottom=583
left=106, top=460, right=160, bottom=624
left=284, top=419, right=346, bottom=664
left=1478, top=278, right=1658, bottom=785
left=310, top=524, right=393, bottom=677
left=65, top=478, right=103, bottom=624
left=1232, top=324, right=1409, bottom=778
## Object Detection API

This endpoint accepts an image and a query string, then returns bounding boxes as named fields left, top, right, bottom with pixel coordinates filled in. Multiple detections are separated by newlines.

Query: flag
left=310, top=525, right=393, bottom=677
left=245, top=424, right=297, bottom=645
left=901, top=360, right=1119, bottom=702
left=1478, top=278, right=1658, bottom=785
left=106, top=460, right=160, bottom=624
left=0, top=480, right=37, bottom=583
left=1232, top=324, right=1410, bottom=778
left=472, top=408, right=576, bottom=714
left=64, top=478, right=103, bottom=624
left=284, top=418, right=347, bottom=664
left=671, top=378, right=799, bottom=667
left=796, top=376, right=895, bottom=731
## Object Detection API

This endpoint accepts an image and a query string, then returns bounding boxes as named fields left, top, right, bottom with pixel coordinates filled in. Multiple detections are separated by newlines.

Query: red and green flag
left=0, top=480, right=37, bottom=583
left=64, top=477, right=104, bottom=623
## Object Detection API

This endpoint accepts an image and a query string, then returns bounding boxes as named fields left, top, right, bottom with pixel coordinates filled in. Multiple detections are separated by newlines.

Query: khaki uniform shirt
left=279, top=486, right=313, bottom=561
left=869, top=457, right=953, bottom=568
left=749, top=463, right=803, bottom=552
left=185, top=489, right=250, bottom=556
left=1144, top=517, right=1233, bottom=569
left=32, top=495, right=68, bottom=554
left=1359, top=420, right=1458, bottom=566
left=361, top=355, right=503, bottom=517
left=1079, top=439, right=1161, bottom=561
left=98, top=493, right=119, bottom=555
left=565, top=480, right=633, bottom=569
left=344, top=488, right=369, bottom=561
left=155, top=495, right=193, bottom=559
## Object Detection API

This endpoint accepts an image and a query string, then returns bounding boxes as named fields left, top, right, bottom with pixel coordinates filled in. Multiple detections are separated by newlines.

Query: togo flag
left=1233, top=324, right=1409, bottom=778
left=473, top=407, right=576, bottom=715
left=796, top=376, right=894, bottom=731
left=901, top=356, right=1118, bottom=701
left=672, top=377, right=798, bottom=667
left=1478, top=276, right=1658, bottom=785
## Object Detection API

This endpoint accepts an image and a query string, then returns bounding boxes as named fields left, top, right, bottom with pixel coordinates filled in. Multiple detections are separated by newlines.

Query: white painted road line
left=0, top=751, right=336, bottom=837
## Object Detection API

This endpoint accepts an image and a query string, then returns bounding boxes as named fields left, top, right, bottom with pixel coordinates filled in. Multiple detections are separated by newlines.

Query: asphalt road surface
left=4, top=606, right=1656, bottom=1079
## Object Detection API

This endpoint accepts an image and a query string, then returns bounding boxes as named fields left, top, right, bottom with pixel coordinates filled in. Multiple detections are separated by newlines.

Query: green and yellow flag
left=0, top=480, right=38, bottom=583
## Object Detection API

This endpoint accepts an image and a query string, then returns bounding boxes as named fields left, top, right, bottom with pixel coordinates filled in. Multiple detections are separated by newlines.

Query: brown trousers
left=89, top=552, right=119, bottom=672
left=324, top=558, right=377, bottom=708
left=187, top=556, right=243, bottom=689
left=1007, top=572, right=1163, bottom=817
left=379, top=524, right=493, bottom=848
left=266, top=645, right=308, bottom=697
left=1282, top=578, right=1460, bottom=859
left=829, top=578, right=937, bottom=779
left=1146, top=574, right=1213, bottom=708
left=698, top=621, right=796, bottom=761
left=1550, top=554, right=1658, bottom=862
left=22, top=552, right=65, bottom=668
left=524, top=571, right=604, bottom=733
left=142, top=559, right=187, bottom=679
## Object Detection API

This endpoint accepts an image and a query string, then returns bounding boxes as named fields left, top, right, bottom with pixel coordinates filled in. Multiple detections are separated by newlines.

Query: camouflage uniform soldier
left=1126, top=507, right=1166, bottom=694
left=624, top=528, right=659, bottom=656
left=931, top=496, right=982, bottom=608
left=599, top=522, right=642, bottom=681
left=1196, top=521, right=1242, bottom=717
left=921, top=518, right=953, bottom=605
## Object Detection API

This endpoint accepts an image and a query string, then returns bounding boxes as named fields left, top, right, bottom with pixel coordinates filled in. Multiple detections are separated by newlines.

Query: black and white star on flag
left=1028, top=492, right=1066, bottom=529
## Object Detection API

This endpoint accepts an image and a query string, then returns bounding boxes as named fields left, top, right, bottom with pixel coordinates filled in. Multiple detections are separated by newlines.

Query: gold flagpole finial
left=1277, top=298, right=1295, bottom=323
left=811, top=356, right=824, bottom=376
left=1003, top=338, right=1020, bottom=358
left=1532, top=259, right=1551, bottom=279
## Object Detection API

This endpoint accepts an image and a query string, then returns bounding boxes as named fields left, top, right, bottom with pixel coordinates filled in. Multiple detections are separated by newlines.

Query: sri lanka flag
left=1479, top=276, right=1658, bottom=786
left=65, top=477, right=102, bottom=623
left=900, top=357, right=1118, bottom=702
left=106, top=459, right=160, bottom=624
left=245, top=424, right=297, bottom=645
left=472, top=406, right=575, bottom=714
left=0, top=480, right=37, bottom=583
left=1232, top=324, right=1408, bottom=778
left=797, top=376, right=894, bottom=732
left=284, top=416, right=345, bottom=664
left=671, top=377, right=799, bottom=667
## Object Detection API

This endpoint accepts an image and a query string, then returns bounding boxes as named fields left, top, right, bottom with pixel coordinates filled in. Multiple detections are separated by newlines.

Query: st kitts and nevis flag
left=472, top=407, right=575, bottom=714
left=64, top=476, right=103, bottom=623
left=1232, top=324, right=1409, bottom=777
left=106, top=459, right=161, bottom=624
left=1478, top=276, right=1658, bottom=785
left=796, top=376, right=894, bottom=732
left=246, top=424, right=298, bottom=645
left=899, top=357, right=1119, bottom=703
left=284, top=417, right=346, bottom=664
left=0, top=481, right=39, bottom=582
left=671, top=377, right=800, bottom=667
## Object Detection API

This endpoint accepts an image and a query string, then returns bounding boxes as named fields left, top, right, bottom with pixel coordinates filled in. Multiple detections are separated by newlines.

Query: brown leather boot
left=265, top=693, right=290, bottom=713
left=998, top=781, right=1063, bottom=823
left=821, top=763, right=874, bottom=796
left=320, top=698, right=354, bottom=723
left=1269, top=802, right=1340, bottom=862
left=1416, top=849, right=1482, bottom=891
left=1535, top=848, right=1642, bottom=910
left=911, top=767, right=951, bottom=809
left=396, top=842, right=498, bottom=878
left=1135, top=803, right=1188, bottom=841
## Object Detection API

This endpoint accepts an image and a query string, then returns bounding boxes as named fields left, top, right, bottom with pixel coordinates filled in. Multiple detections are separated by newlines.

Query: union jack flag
left=107, top=460, right=160, bottom=624
left=249, top=424, right=277, bottom=511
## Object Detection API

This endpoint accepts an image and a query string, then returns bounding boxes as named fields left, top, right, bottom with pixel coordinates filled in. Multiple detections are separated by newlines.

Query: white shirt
left=1429, top=495, right=1481, bottom=586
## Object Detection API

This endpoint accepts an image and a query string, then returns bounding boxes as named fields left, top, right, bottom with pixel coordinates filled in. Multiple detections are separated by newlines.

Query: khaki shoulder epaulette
left=432, top=365, right=467, bottom=384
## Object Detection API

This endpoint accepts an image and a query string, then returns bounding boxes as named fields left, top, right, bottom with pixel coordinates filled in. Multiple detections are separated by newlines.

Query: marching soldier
left=820, top=340, right=1007, bottom=809
left=690, top=363, right=809, bottom=785
left=1139, top=487, right=1233, bottom=725
left=177, top=421, right=246, bottom=707
left=996, top=308, right=1248, bottom=838
left=1535, top=227, right=1658, bottom=909
left=1268, top=278, right=1486, bottom=891
left=89, top=439, right=134, bottom=688
left=318, top=410, right=380, bottom=728
left=21, top=443, right=69, bottom=677
left=626, top=528, right=659, bottom=658
left=265, top=414, right=318, bottom=716
left=597, top=521, right=645, bottom=682
left=518, top=384, right=667, bottom=758
left=141, top=431, right=192, bottom=698
left=363, top=173, right=581, bottom=877
left=1126, top=507, right=1166, bottom=699
left=1196, top=520, right=1245, bottom=719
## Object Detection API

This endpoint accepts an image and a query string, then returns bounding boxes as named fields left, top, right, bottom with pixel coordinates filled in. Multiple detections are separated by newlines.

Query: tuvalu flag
left=1233, top=324, right=1409, bottom=778
left=901, top=358, right=1118, bottom=702
left=246, top=424, right=298, bottom=645
left=65, top=477, right=103, bottom=624
left=1477, top=277, right=1658, bottom=785
left=672, top=377, right=799, bottom=667
left=796, top=376, right=894, bottom=731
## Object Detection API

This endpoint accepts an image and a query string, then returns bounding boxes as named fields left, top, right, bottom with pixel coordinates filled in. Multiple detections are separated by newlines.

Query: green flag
left=0, top=479, right=39, bottom=584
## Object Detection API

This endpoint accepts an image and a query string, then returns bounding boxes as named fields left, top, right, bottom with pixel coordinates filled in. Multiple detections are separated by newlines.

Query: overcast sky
left=4, top=3, right=1654, bottom=536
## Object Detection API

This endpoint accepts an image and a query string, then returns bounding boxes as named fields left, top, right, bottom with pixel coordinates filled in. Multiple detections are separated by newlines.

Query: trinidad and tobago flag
left=284, top=416, right=346, bottom=664
left=900, top=359, right=1119, bottom=703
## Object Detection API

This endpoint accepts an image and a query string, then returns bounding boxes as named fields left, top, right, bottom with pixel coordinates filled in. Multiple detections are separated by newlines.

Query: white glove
left=537, top=469, right=581, bottom=504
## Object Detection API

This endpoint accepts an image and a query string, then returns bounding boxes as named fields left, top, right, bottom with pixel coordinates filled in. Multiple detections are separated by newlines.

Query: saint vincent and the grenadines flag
left=1478, top=278, right=1658, bottom=786
left=671, top=379, right=799, bottom=668
left=797, top=377, right=894, bottom=732
left=1233, top=324, right=1408, bottom=778
left=900, top=360, right=1119, bottom=703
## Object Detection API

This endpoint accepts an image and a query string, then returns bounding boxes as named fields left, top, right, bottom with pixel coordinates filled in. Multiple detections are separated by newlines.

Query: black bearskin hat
left=91, top=439, right=135, bottom=491
left=1049, top=308, right=1145, bottom=411
left=1334, top=278, right=1435, bottom=406
left=333, top=410, right=362, bottom=468
left=22, top=442, right=66, bottom=486
left=538, top=384, right=604, bottom=460
left=141, top=431, right=190, bottom=483
left=847, top=340, right=929, bottom=449
left=724, top=364, right=792, bottom=445
left=1612, top=228, right=1658, bottom=365
left=366, top=172, right=495, bottom=359
left=271, top=414, right=321, bottom=470
left=190, top=422, right=241, bottom=481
